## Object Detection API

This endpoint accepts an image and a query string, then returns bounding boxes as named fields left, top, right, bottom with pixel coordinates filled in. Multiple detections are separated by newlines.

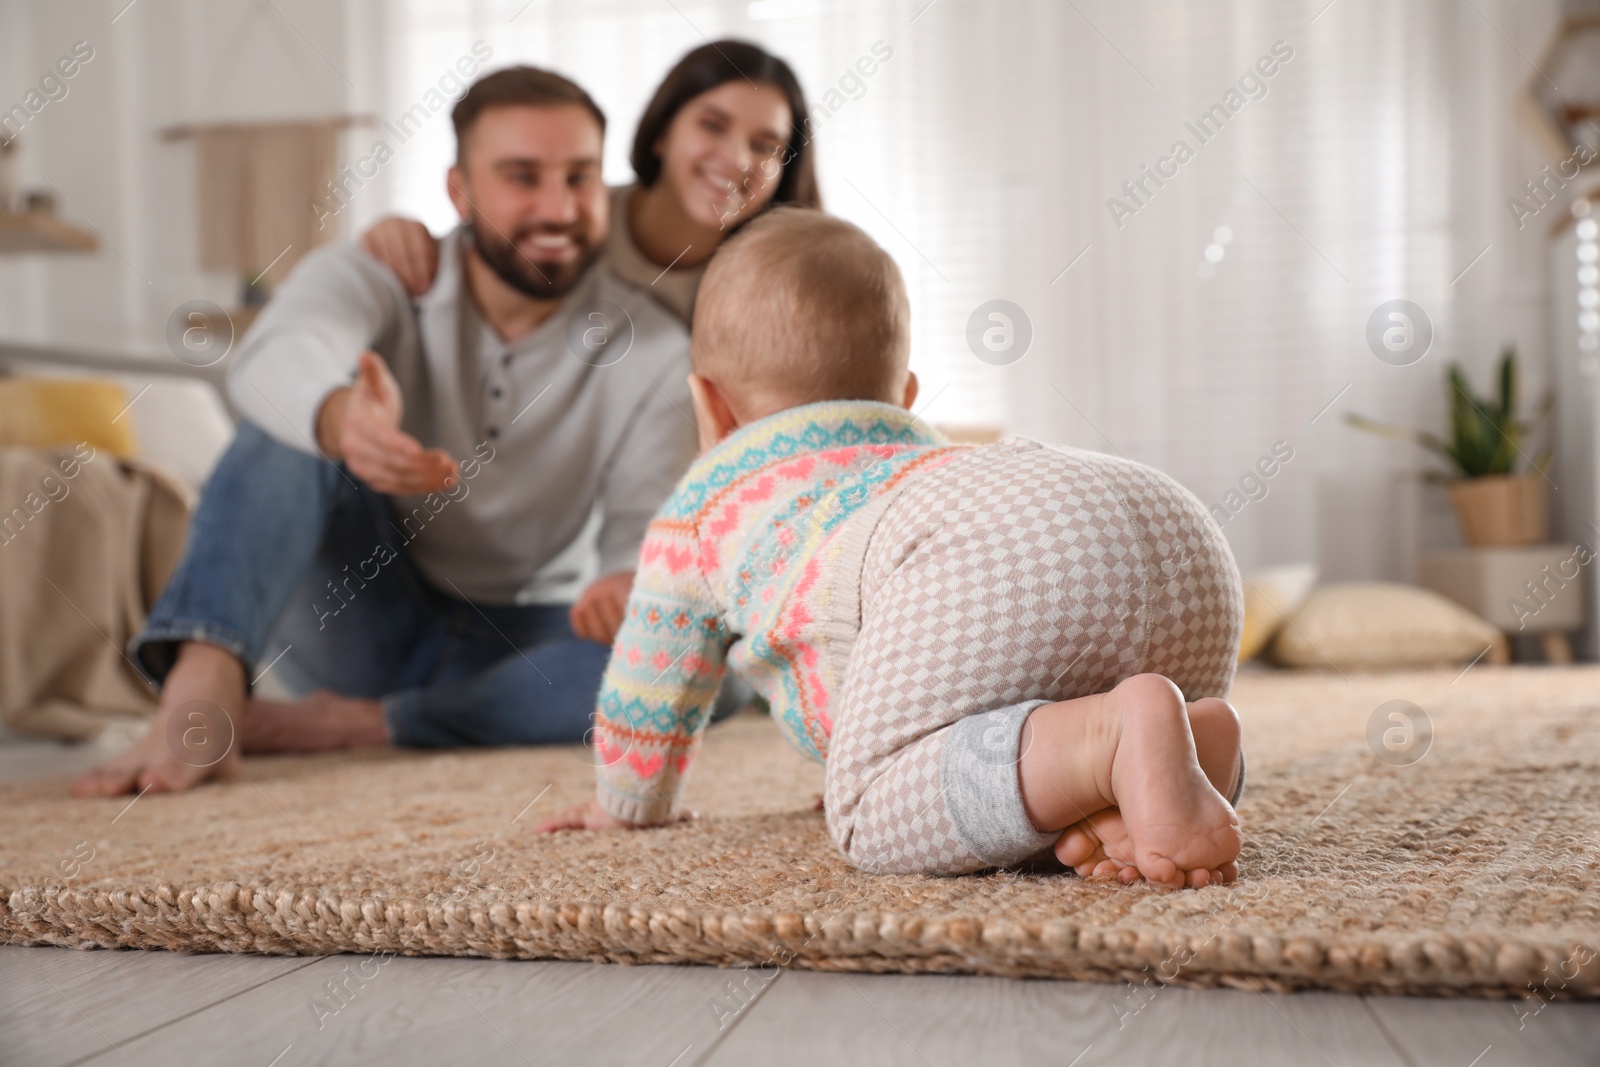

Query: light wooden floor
left=4, top=739, right=1598, bottom=1067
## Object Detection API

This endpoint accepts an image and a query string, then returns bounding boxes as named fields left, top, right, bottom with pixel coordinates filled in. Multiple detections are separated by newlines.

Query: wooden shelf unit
left=0, top=211, right=98, bottom=254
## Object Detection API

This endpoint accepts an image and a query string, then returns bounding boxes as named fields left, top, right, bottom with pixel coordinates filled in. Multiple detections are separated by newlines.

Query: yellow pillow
left=1237, top=564, right=1317, bottom=663
left=1269, top=582, right=1503, bottom=669
left=0, top=377, right=139, bottom=458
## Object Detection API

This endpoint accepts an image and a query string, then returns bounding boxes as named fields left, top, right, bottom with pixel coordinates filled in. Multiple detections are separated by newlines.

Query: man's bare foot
left=243, top=691, right=390, bottom=754
left=71, top=642, right=245, bottom=796
left=1056, top=698, right=1241, bottom=885
left=1017, top=674, right=1242, bottom=889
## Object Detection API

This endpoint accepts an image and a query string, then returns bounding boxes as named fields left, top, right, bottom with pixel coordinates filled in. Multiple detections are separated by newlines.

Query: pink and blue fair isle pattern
left=592, top=399, right=963, bottom=824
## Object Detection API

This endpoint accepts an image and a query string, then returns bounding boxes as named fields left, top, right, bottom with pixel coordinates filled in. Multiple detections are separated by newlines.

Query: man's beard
left=468, top=214, right=601, bottom=301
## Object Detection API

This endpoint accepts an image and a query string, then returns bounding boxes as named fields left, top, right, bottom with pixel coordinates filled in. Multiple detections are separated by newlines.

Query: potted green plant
left=1345, top=347, right=1553, bottom=547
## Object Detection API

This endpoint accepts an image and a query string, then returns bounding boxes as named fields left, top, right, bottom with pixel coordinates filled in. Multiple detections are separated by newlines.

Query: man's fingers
left=373, top=447, right=452, bottom=489
left=347, top=448, right=454, bottom=495
left=348, top=464, right=430, bottom=497
left=422, top=449, right=460, bottom=487
left=342, top=439, right=425, bottom=482
left=346, top=419, right=422, bottom=459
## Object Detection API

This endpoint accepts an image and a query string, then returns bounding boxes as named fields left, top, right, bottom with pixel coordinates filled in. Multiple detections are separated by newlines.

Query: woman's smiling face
left=655, top=80, right=793, bottom=230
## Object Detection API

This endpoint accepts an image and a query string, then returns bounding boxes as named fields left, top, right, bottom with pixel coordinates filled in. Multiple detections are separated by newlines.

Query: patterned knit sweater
left=593, top=400, right=963, bottom=824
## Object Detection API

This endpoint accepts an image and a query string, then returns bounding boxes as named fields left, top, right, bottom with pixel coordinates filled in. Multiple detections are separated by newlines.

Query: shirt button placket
left=485, top=347, right=510, bottom=443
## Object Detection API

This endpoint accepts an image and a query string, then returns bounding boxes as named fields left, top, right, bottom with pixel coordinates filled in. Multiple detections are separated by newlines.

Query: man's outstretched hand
left=318, top=351, right=458, bottom=495
left=570, top=570, right=634, bottom=645
left=535, top=797, right=691, bottom=833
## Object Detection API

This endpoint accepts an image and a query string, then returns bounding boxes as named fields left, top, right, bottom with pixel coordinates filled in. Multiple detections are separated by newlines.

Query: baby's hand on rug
left=535, top=798, right=694, bottom=833
left=536, top=799, right=636, bottom=832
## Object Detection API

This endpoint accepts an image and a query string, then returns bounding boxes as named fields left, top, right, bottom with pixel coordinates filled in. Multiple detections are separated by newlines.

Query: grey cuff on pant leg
left=941, top=699, right=1061, bottom=868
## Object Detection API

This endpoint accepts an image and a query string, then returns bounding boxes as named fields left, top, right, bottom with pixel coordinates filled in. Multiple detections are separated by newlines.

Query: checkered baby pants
left=822, top=437, right=1244, bottom=875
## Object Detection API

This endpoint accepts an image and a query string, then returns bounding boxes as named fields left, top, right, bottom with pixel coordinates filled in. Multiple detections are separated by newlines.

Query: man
left=74, top=67, right=697, bottom=796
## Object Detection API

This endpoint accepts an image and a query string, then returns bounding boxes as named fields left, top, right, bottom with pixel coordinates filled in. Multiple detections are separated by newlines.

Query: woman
left=362, top=39, right=819, bottom=324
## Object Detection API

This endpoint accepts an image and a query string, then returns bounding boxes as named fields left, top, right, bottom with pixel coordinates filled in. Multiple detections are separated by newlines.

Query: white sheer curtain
left=378, top=0, right=1560, bottom=579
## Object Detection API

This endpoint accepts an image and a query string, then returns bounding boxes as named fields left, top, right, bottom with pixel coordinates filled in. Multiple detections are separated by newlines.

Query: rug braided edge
left=6, top=881, right=1596, bottom=999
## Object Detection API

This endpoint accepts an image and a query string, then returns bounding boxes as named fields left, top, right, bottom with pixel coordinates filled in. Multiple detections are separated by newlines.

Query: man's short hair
left=692, top=207, right=910, bottom=419
left=451, top=66, right=606, bottom=164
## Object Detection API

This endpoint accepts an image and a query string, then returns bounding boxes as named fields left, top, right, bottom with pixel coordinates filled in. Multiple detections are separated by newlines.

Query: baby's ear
left=900, top=370, right=920, bottom=411
left=687, top=373, right=739, bottom=452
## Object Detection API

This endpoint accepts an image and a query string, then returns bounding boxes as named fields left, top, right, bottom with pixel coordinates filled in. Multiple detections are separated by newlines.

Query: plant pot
left=1447, top=474, right=1548, bottom=547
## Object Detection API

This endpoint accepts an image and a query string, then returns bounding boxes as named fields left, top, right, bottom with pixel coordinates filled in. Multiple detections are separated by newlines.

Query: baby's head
left=688, top=207, right=916, bottom=448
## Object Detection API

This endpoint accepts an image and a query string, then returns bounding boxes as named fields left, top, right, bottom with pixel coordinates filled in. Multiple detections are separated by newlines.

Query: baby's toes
left=1094, top=857, right=1132, bottom=883
left=1083, top=858, right=1126, bottom=881
left=1136, top=854, right=1184, bottom=890
left=1054, top=824, right=1103, bottom=869
left=1216, top=861, right=1239, bottom=884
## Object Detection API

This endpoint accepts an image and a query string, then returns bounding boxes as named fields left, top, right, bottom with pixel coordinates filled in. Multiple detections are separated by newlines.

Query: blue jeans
left=132, top=421, right=614, bottom=747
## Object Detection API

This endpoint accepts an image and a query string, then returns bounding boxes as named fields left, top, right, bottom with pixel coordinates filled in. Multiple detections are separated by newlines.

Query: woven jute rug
left=4, top=666, right=1599, bottom=997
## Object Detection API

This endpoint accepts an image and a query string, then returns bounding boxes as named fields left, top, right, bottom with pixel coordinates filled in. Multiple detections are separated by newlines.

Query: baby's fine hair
left=691, top=207, right=911, bottom=420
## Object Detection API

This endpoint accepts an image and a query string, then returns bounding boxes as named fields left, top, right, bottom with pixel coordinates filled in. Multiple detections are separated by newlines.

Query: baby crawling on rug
left=539, top=208, right=1247, bottom=889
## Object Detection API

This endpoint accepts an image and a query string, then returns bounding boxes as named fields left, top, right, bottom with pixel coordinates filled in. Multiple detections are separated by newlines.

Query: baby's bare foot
left=1056, top=695, right=1243, bottom=883
left=243, top=691, right=390, bottom=754
left=72, top=643, right=244, bottom=797
left=1017, top=676, right=1244, bottom=888
left=1103, top=674, right=1241, bottom=888
left=1055, top=692, right=1241, bottom=876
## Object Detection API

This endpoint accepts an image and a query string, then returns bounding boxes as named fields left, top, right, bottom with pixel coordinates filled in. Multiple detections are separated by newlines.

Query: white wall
left=0, top=0, right=378, bottom=349
left=0, top=0, right=385, bottom=481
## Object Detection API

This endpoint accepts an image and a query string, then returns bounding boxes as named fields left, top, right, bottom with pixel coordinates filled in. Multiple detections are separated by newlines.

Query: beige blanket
left=0, top=445, right=191, bottom=739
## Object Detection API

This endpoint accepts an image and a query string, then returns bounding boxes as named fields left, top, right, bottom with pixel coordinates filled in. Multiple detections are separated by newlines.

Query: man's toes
left=69, top=771, right=104, bottom=797
left=136, top=759, right=199, bottom=794
left=136, top=766, right=174, bottom=793
left=71, top=766, right=134, bottom=797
